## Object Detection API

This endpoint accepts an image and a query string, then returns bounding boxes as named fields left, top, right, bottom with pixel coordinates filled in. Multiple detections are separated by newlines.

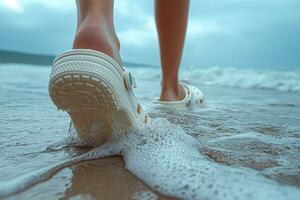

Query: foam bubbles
left=1, top=118, right=300, bottom=199
left=132, top=190, right=157, bottom=200
left=183, top=67, right=300, bottom=92
left=121, top=118, right=300, bottom=200
left=133, top=66, right=300, bottom=92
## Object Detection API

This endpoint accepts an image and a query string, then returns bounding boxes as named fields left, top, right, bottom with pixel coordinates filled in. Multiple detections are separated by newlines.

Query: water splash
left=0, top=139, right=122, bottom=198
left=1, top=118, right=299, bottom=200
left=133, top=66, right=300, bottom=92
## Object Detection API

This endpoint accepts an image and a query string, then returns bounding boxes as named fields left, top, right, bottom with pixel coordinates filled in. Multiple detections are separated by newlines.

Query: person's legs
left=155, top=0, right=189, bottom=101
left=74, top=0, right=189, bottom=101
left=73, top=0, right=122, bottom=65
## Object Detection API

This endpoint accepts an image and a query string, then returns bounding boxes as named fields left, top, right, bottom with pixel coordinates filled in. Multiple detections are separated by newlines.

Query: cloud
left=0, top=0, right=299, bottom=68
left=118, top=17, right=156, bottom=47
left=1, top=0, right=23, bottom=13
left=187, top=19, right=234, bottom=38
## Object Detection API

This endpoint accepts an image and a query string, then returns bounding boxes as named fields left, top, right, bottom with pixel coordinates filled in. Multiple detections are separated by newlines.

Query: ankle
left=73, top=18, right=121, bottom=64
left=160, top=81, right=186, bottom=101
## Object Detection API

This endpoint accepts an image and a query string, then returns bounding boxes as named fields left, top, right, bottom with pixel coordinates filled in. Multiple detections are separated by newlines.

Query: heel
left=48, top=49, right=149, bottom=144
left=49, top=63, right=119, bottom=144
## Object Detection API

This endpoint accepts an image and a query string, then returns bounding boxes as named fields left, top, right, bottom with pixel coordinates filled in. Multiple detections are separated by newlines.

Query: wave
left=183, top=67, right=300, bottom=92
left=1, top=119, right=300, bottom=200
left=132, top=66, right=300, bottom=92
left=2, top=63, right=299, bottom=92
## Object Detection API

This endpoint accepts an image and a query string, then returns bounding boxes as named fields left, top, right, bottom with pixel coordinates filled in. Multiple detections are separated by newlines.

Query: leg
left=73, top=0, right=121, bottom=65
left=49, top=0, right=150, bottom=146
left=155, top=0, right=189, bottom=101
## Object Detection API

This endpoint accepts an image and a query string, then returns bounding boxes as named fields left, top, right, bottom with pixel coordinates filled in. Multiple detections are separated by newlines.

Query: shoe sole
left=49, top=49, right=148, bottom=144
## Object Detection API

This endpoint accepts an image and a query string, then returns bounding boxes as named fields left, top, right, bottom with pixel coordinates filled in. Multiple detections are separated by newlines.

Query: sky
left=0, top=0, right=299, bottom=68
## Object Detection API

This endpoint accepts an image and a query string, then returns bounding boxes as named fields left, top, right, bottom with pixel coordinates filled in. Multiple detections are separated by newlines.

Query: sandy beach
left=0, top=64, right=300, bottom=199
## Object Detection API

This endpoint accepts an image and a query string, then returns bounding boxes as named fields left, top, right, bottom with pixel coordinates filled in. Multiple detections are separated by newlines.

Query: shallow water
left=0, top=64, right=300, bottom=199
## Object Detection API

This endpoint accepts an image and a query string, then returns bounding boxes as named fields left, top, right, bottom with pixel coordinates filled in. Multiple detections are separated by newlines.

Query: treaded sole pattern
left=49, top=49, right=149, bottom=144
left=49, top=72, right=122, bottom=144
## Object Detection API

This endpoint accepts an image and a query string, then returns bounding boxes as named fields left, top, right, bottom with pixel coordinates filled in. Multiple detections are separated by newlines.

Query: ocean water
left=0, top=64, right=300, bottom=199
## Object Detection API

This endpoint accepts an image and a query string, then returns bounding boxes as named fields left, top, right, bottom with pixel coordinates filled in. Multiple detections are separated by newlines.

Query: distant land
left=0, top=49, right=155, bottom=67
left=0, top=49, right=54, bottom=65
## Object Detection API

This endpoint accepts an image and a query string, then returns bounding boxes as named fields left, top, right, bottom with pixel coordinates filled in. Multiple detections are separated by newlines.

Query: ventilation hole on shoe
left=186, top=100, right=191, bottom=107
left=200, top=99, right=203, bottom=104
left=137, top=104, right=142, bottom=114
left=145, top=115, right=149, bottom=124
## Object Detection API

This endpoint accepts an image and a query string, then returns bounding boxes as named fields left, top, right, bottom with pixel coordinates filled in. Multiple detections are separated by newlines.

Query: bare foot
left=159, top=82, right=186, bottom=101
left=73, top=20, right=122, bottom=65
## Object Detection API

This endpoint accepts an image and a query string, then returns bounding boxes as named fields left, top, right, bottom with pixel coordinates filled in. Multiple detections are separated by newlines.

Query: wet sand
left=59, top=157, right=173, bottom=200
left=1, top=64, right=300, bottom=199
left=10, top=156, right=173, bottom=200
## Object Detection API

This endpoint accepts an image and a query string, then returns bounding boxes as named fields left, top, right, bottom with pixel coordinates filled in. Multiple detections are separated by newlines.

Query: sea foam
left=121, top=118, right=300, bottom=200
left=1, top=118, right=299, bottom=200
left=184, top=67, right=300, bottom=92
left=134, top=66, right=300, bottom=92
